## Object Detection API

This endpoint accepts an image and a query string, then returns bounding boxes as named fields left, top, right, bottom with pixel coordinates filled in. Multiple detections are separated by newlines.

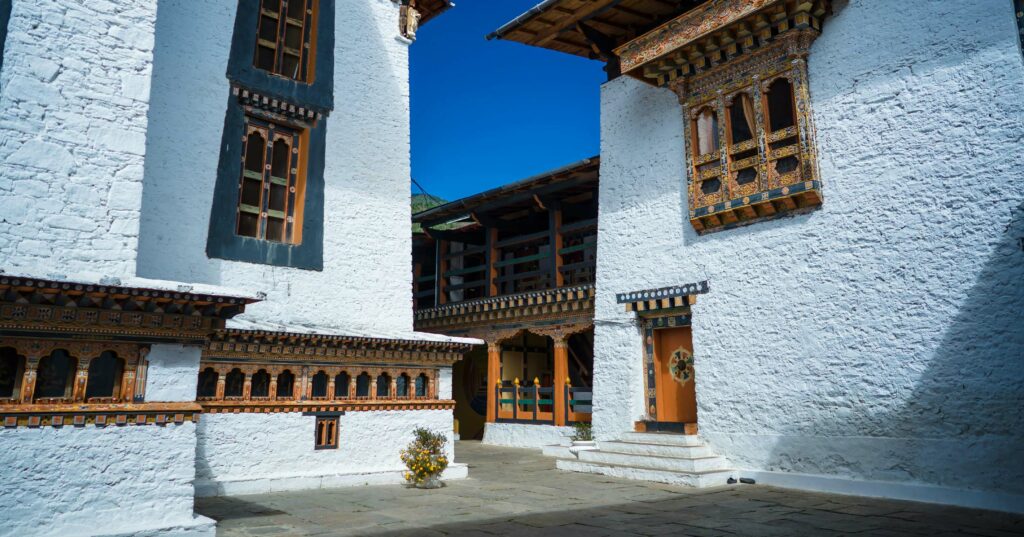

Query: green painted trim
left=558, top=243, right=595, bottom=255
left=494, top=252, right=550, bottom=268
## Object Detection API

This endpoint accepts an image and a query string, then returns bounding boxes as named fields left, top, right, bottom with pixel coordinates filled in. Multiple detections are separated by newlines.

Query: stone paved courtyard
left=196, top=441, right=1024, bottom=536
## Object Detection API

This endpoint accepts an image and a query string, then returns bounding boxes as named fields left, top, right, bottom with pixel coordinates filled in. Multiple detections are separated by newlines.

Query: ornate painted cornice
left=413, top=284, right=595, bottom=334
left=200, top=399, right=455, bottom=414
left=618, top=281, right=709, bottom=313
left=0, top=275, right=256, bottom=342
left=615, top=0, right=829, bottom=86
left=0, top=402, right=201, bottom=429
left=205, top=329, right=474, bottom=366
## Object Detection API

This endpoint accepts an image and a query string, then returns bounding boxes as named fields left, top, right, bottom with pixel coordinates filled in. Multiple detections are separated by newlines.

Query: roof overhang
left=415, top=0, right=454, bottom=26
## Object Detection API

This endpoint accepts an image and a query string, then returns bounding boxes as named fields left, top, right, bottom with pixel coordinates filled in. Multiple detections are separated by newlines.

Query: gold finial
left=533, top=377, right=540, bottom=387
left=513, top=377, right=520, bottom=386
left=565, top=378, right=572, bottom=387
left=495, top=379, right=502, bottom=387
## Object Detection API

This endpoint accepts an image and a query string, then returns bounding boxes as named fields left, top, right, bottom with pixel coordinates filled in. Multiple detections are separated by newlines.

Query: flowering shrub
left=400, top=427, right=449, bottom=486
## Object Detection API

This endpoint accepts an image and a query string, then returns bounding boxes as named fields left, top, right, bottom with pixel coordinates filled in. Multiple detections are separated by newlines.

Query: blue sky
left=410, top=1, right=605, bottom=202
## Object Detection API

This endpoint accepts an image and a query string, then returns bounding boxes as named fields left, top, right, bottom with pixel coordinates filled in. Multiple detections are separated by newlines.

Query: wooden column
left=370, top=371, right=378, bottom=400
left=390, top=376, right=398, bottom=400
left=215, top=367, right=226, bottom=400
left=549, top=206, right=564, bottom=288
left=327, top=375, right=336, bottom=400
left=71, top=359, right=89, bottom=402
left=437, top=240, right=449, bottom=305
left=242, top=369, right=252, bottom=400
left=20, top=357, right=39, bottom=404
left=120, top=363, right=137, bottom=403
left=299, top=366, right=309, bottom=401
left=349, top=375, right=357, bottom=399
left=486, top=342, right=501, bottom=423
left=269, top=370, right=278, bottom=401
left=553, top=337, right=570, bottom=426
left=486, top=227, right=498, bottom=297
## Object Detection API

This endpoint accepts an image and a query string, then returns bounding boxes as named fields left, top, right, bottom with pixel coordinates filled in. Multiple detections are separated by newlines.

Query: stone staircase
left=555, top=432, right=735, bottom=488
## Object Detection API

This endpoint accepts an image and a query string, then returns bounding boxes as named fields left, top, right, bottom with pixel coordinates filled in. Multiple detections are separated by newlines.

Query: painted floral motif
left=668, top=347, right=694, bottom=386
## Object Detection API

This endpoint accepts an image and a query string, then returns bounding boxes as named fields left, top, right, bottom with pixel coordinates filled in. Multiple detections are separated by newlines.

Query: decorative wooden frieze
left=201, top=399, right=455, bottom=414
left=414, top=284, right=595, bottom=333
left=233, top=85, right=324, bottom=124
left=0, top=276, right=255, bottom=341
left=0, top=402, right=200, bottom=429
left=618, top=281, right=709, bottom=314
left=205, top=329, right=473, bottom=366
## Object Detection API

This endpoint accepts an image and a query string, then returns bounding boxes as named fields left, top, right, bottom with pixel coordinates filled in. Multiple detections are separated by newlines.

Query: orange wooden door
left=653, top=327, right=697, bottom=423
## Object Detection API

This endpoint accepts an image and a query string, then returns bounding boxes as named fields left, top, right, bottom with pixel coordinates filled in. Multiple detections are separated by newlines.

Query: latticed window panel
left=254, top=0, right=316, bottom=82
left=315, top=416, right=339, bottom=449
left=236, top=116, right=303, bottom=244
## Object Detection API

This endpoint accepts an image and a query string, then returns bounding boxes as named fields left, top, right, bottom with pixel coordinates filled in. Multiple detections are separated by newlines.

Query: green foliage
left=571, top=422, right=593, bottom=442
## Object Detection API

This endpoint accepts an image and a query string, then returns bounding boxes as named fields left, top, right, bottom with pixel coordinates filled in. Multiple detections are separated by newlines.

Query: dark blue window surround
left=0, top=0, right=12, bottom=83
left=207, top=0, right=335, bottom=271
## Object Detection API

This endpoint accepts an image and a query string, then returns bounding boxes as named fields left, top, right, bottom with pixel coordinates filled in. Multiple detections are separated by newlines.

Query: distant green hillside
left=412, top=193, right=447, bottom=233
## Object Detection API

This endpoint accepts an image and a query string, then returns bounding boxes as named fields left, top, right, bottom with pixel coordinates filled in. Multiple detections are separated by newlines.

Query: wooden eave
left=416, top=0, right=453, bottom=25
left=413, top=157, right=599, bottom=230
left=613, top=0, right=830, bottom=85
left=0, top=275, right=258, bottom=341
left=211, top=328, right=476, bottom=355
left=487, top=0, right=703, bottom=60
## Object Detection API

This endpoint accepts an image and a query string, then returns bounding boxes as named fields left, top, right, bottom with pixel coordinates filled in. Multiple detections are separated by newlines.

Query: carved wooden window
left=251, top=369, right=271, bottom=398
left=254, top=0, right=316, bottom=82
left=311, top=370, right=328, bottom=399
left=197, top=368, right=218, bottom=399
left=84, top=351, right=125, bottom=402
left=0, top=347, right=24, bottom=399
left=414, top=373, right=428, bottom=398
left=277, top=370, right=295, bottom=398
left=334, top=372, right=350, bottom=398
left=355, top=372, right=370, bottom=398
left=236, top=117, right=305, bottom=244
left=376, top=373, right=391, bottom=398
left=35, top=349, right=76, bottom=402
left=314, top=416, right=338, bottom=449
left=612, top=0, right=828, bottom=232
left=396, top=373, right=410, bottom=398
left=225, top=368, right=245, bottom=398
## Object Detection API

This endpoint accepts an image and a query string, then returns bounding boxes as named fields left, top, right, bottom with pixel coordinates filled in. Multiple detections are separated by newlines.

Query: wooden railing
left=494, top=378, right=556, bottom=425
left=565, top=383, right=592, bottom=424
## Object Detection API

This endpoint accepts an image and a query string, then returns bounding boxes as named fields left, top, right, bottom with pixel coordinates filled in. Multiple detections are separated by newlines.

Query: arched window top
left=311, top=370, right=329, bottom=398
left=85, top=351, right=125, bottom=401
left=414, top=373, right=428, bottom=398
left=197, top=368, right=218, bottom=399
left=396, top=373, right=410, bottom=398
left=251, top=369, right=271, bottom=398
left=334, top=371, right=350, bottom=398
left=355, top=372, right=371, bottom=398
left=728, top=92, right=756, bottom=145
left=766, top=77, right=796, bottom=132
left=35, top=349, right=76, bottom=401
left=0, top=347, right=24, bottom=399
left=225, top=368, right=245, bottom=398
left=276, top=369, right=295, bottom=398
left=376, top=372, right=392, bottom=398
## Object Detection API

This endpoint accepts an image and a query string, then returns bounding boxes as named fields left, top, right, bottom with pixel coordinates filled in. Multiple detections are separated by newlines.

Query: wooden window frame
left=235, top=115, right=307, bottom=244
left=314, top=415, right=339, bottom=449
left=254, top=0, right=318, bottom=82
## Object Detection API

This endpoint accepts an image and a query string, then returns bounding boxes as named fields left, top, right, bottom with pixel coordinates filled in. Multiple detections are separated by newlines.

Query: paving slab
left=196, top=440, right=1024, bottom=537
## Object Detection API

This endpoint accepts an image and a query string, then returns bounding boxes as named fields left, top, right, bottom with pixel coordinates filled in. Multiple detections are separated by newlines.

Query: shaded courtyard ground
left=196, top=441, right=1024, bottom=536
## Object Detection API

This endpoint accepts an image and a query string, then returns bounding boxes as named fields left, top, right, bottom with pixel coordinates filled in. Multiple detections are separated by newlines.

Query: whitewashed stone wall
left=145, top=344, right=204, bottom=402
left=135, top=0, right=417, bottom=336
left=0, top=424, right=213, bottom=537
left=0, top=0, right=155, bottom=279
left=482, top=423, right=573, bottom=449
left=593, top=0, right=1024, bottom=509
left=196, top=409, right=462, bottom=496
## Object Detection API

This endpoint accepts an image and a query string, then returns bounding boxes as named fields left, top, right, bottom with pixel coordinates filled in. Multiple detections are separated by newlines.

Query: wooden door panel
left=653, top=327, right=697, bottom=423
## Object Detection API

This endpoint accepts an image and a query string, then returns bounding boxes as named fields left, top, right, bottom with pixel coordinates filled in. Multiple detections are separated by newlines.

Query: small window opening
left=397, top=373, right=410, bottom=398
left=225, top=368, right=245, bottom=398
left=701, top=178, right=722, bottom=195
left=251, top=369, right=271, bottom=398
left=35, top=350, right=76, bottom=400
left=415, top=374, right=428, bottom=398
left=315, top=416, right=338, bottom=449
left=334, top=372, right=350, bottom=398
left=85, top=351, right=125, bottom=401
left=695, top=108, right=720, bottom=156
left=736, top=168, right=758, bottom=185
left=277, top=370, right=295, bottom=398
left=355, top=372, right=370, bottom=398
left=767, top=78, right=796, bottom=132
left=311, top=370, right=328, bottom=398
left=376, top=373, right=391, bottom=398
left=0, top=347, right=24, bottom=399
left=729, top=93, right=755, bottom=144
left=197, top=368, right=218, bottom=398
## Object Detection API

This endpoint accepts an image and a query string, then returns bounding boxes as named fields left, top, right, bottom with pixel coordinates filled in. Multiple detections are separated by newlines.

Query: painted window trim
left=253, top=0, right=318, bottom=82
left=228, top=0, right=335, bottom=114
left=206, top=96, right=326, bottom=270
left=314, top=415, right=339, bottom=449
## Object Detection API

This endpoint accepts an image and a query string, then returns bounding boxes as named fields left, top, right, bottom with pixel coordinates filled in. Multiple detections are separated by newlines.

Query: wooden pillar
left=486, top=342, right=501, bottom=423
left=71, top=359, right=89, bottom=402
left=120, top=364, right=137, bottom=403
left=553, top=336, right=570, bottom=426
left=215, top=367, right=226, bottom=400
left=20, top=357, right=38, bottom=404
left=299, top=366, right=309, bottom=401
left=437, top=240, right=449, bottom=305
left=327, top=375, right=336, bottom=400
left=349, top=375, right=357, bottom=399
left=370, top=371, right=378, bottom=400
left=426, top=373, right=434, bottom=400
left=269, top=371, right=278, bottom=401
left=486, top=227, right=498, bottom=297
left=390, top=376, right=397, bottom=400
left=549, top=206, right=564, bottom=288
left=242, top=370, right=252, bottom=400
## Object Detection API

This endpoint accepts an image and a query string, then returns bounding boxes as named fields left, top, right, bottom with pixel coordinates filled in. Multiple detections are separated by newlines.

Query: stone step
left=556, top=459, right=735, bottom=488
left=578, top=449, right=728, bottom=473
left=598, top=441, right=712, bottom=459
left=541, top=444, right=574, bottom=459
left=619, top=432, right=703, bottom=447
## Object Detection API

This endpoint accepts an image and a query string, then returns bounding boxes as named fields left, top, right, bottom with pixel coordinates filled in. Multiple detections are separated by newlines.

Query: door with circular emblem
left=653, top=326, right=697, bottom=424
